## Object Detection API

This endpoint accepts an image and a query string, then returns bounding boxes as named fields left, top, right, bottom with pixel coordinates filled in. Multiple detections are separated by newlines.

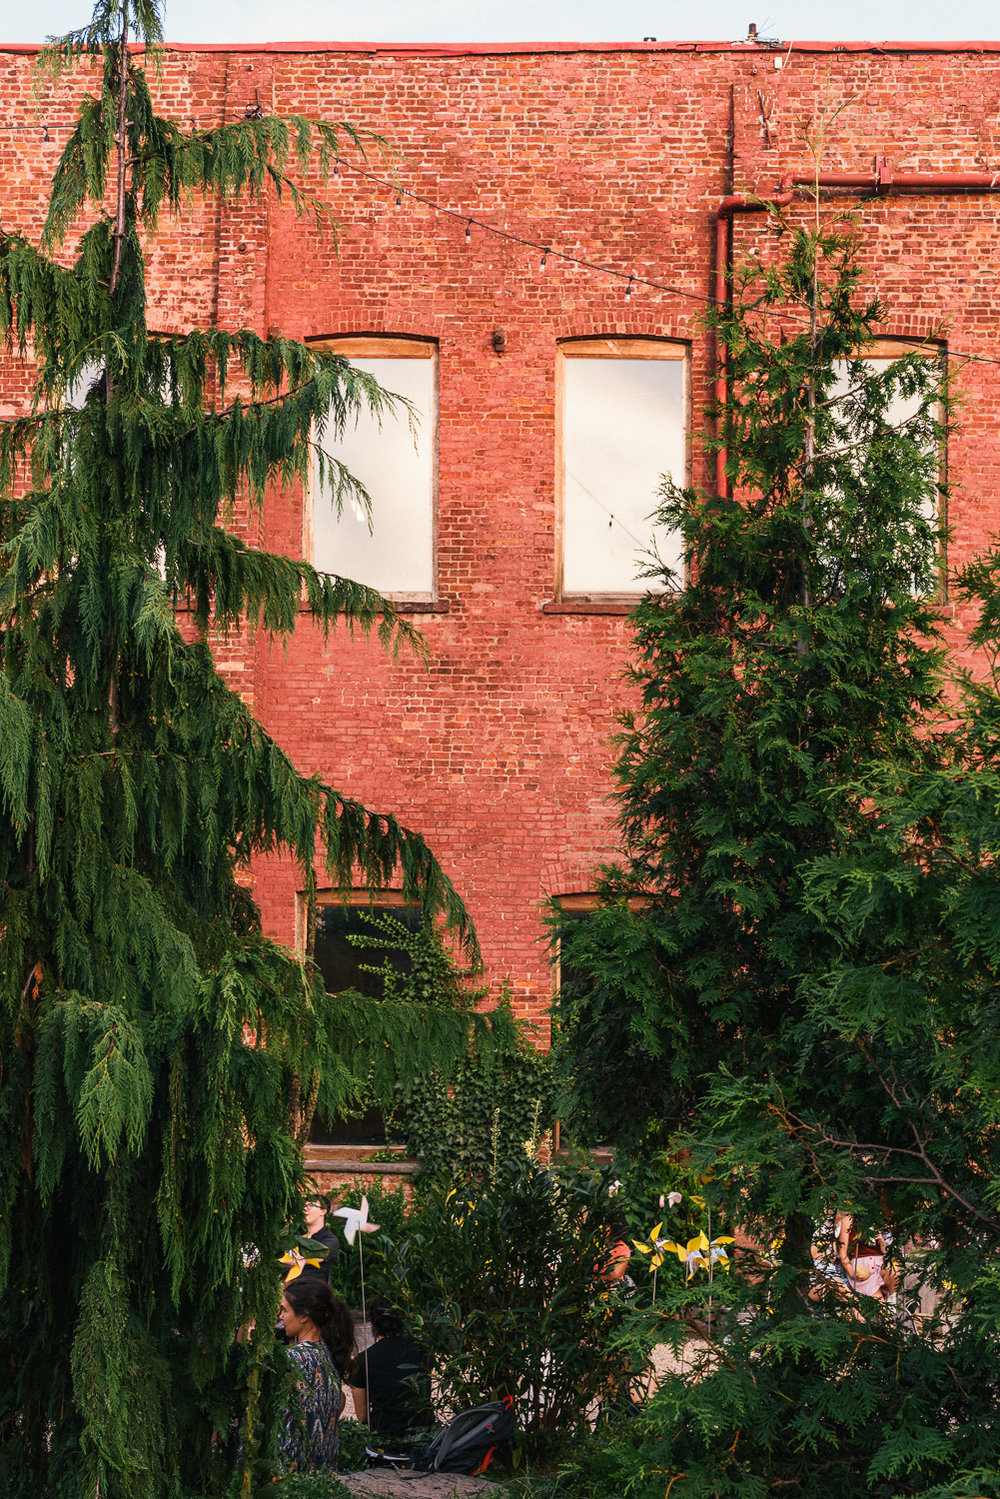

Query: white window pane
left=838, top=357, right=937, bottom=523
left=313, top=356, right=435, bottom=595
left=876, top=356, right=937, bottom=527
left=562, top=357, right=685, bottom=594
left=65, top=359, right=104, bottom=410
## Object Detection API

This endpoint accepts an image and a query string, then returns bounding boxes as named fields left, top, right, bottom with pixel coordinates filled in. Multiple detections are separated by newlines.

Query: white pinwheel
left=333, top=1194, right=380, bottom=1247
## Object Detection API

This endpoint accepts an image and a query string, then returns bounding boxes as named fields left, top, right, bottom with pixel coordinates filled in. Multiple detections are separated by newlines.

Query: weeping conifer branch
left=1, top=5, right=478, bottom=1494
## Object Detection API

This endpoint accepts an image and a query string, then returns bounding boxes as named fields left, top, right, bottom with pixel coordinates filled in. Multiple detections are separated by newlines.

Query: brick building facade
left=3, top=34, right=1000, bottom=1035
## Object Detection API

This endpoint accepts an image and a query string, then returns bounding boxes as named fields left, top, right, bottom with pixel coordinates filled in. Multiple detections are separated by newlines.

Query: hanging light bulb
left=540, top=248, right=549, bottom=270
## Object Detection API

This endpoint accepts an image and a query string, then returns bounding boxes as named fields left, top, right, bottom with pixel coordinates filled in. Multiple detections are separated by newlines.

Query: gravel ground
left=337, top=1472, right=497, bottom=1497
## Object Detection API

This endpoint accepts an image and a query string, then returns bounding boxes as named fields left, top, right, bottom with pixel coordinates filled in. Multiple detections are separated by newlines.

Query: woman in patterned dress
left=277, top=1276, right=356, bottom=1472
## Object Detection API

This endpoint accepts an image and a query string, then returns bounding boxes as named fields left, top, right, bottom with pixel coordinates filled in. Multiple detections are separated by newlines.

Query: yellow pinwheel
left=279, top=1247, right=322, bottom=1283
left=632, top=1220, right=671, bottom=1270
left=669, top=1231, right=708, bottom=1280
left=658, top=1231, right=736, bottom=1281
left=709, top=1235, right=735, bottom=1273
left=633, top=1219, right=677, bottom=1304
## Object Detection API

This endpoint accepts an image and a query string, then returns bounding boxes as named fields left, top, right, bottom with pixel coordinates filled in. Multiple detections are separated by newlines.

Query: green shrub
left=333, top=1418, right=370, bottom=1475
left=401, top=1041, right=557, bottom=1188
left=328, top=914, right=556, bottom=1189
left=262, top=1477, right=352, bottom=1499
left=492, top=1420, right=657, bottom=1499
left=335, top=914, right=556, bottom=1189
left=608, top=1150, right=740, bottom=1311
left=326, top=1179, right=410, bottom=1312
left=344, top=909, right=486, bottom=1015
left=379, top=1159, right=636, bottom=1463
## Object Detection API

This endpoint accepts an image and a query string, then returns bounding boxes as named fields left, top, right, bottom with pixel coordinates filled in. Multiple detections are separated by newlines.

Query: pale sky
left=0, top=0, right=997, bottom=47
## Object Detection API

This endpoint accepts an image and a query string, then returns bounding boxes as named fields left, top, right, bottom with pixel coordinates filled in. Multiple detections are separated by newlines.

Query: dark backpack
left=412, top=1396, right=516, bottom=1475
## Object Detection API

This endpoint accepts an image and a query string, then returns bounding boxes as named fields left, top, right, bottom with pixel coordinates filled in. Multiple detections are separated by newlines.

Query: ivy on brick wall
left=340, top=911, right=556, bottom=1181
left=399, top=1037, right=557, bottom=1184
left=344, top=907, right=487, bottom=1015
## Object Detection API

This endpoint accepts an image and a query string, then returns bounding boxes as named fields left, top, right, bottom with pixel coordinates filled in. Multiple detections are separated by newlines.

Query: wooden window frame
left=305, top=335, right=439, bottom=604
left=555, top=337, right=690, bottom=605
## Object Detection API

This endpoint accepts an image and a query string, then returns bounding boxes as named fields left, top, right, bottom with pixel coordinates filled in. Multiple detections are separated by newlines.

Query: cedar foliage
left=0, top=4, right=487, bottom=1495
left=556, top=218, right=950, bottom=1150
left=556, top=218, right=1000, bottom=1492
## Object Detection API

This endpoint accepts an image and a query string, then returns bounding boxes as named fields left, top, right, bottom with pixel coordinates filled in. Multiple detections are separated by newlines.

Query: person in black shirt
left=348, top=1300, right=432, bottom=1440
left=302, top=1197, right=340, bottom=1282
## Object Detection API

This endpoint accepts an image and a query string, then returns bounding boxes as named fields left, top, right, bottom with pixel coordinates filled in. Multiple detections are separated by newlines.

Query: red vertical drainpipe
left=714, top=175, right=794, bottom=498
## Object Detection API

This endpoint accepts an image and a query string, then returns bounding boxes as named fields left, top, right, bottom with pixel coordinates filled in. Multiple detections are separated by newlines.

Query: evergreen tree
left=0, top=4, right=486, bottom=1495
left=555, top=220, right=1000, bottom=1491
left=556, top=217, right=950, bottom=1153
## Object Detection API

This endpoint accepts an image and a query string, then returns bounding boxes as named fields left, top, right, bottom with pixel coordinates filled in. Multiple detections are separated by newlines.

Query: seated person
left=836, top=1211, right=898, bottom=1302
left=348, top=1299, right=432, bottom=1441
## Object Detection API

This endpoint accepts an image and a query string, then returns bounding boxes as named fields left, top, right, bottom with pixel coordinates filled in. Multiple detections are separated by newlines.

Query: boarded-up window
left=307, top=900, right=421, bottom=1147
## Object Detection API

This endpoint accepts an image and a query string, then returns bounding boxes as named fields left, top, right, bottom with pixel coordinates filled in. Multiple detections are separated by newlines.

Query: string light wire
left=338, top=155, right=1000, bottom=370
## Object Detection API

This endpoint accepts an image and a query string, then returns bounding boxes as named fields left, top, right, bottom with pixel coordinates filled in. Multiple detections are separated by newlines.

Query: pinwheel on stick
left=333, top=1195, right=380, bottom=1323
left=278, top=1246, right=323, bottom=1283
left=633, top=1220, right=671, bottom=1304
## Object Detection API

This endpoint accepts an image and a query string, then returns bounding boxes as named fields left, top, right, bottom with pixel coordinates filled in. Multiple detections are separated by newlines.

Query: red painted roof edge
left=2, top=39, right=1000, bottom=57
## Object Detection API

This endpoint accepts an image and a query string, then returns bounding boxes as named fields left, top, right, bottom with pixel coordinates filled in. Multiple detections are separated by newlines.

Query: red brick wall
left=5, top=38, right=1000, bottom=1025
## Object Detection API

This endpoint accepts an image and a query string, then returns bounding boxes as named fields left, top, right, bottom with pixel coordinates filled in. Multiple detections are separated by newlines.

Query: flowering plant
left=627, top=1166, right=737, bottom=1314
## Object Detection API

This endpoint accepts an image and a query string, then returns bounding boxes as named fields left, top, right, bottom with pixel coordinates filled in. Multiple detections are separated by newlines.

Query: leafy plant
left=401, top=1037, right=557, bottom=1187
left=491, top=1422, right=659, bottom=1499
left=257, top=1477, right=352, bottom=1499
left=379, top=1159, right=636, bottom=1463
left=346, top=908, right=488, bottom=1014
left=334, top=913, right=557, bottom=1186
left=330, top=1418, right=369, bottom=1475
